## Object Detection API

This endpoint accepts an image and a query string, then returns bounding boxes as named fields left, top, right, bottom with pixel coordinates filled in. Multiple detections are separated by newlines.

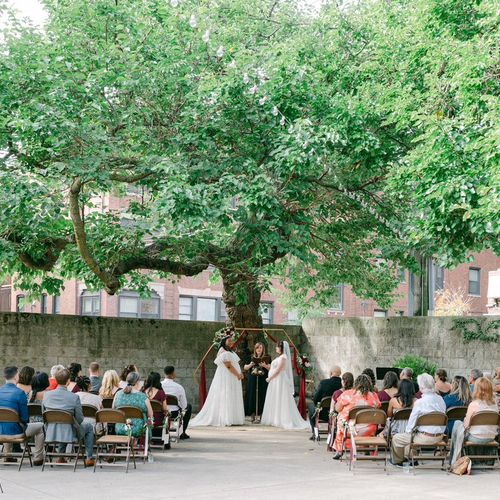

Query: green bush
left=394, top=355, right=437, bottom=378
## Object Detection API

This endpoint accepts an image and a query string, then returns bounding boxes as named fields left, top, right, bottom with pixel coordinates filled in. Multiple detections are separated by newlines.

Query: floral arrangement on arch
left=295, top=351, right=312, bottom=375
left=212, top=326, right=240, bottom=348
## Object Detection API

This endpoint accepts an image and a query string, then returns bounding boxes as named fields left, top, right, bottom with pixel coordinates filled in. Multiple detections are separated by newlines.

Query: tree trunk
left=413, top=254, right=430, bottom=316
left=221, top=272, right=263, bottom=328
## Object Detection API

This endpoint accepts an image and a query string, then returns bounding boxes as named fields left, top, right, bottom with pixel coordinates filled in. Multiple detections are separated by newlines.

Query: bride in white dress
left=261, top=340, right=309, bottom=430
left=191, top=337, right=245, bottom=427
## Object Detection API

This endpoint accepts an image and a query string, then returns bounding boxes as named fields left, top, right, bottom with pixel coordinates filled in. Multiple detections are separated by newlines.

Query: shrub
left=394, top=355, right=437, bottom=378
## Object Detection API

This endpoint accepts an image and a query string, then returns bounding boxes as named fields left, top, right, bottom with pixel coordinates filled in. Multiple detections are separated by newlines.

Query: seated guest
left=88, top=362, right=102, bottom=394
left=114, top=372, right=153, bottom=438
left=444, top=376, right=471, bottom=435
left=399, top=367, right=422, bottom=398
left=469, top=368, right=483, bottom=393
left=119, top=364, right=139, bottom=389
left=48, top=364, right=65, bottom=391
left=28, top=372, right=50, bottom=423
left=99, top=370, right=121, bottom=399
left=143, top=372, right=168, bottom=433
left=435, top=369, right=452, bottom=396
left=362, top=368, right=378, bottom=392
left=377, top=371, right=399, bottom=402
left=162, top=366, right=192, bottom=439
left=67, top=363, right=82, bottom=393
left=333, top=374, right=381, bottom=459
left=0, top=366, right=45, bottom=465
left=385, top=379, right=416, bottom=437
left=391, top=373, right=446, bottom=466
left=42, top=368, right=95, bottom=466
left=449, top=377, right=498, bottom=465
left=17, top=366, right=35, bottom=396
left=307, top=366, right=342, bottom=440
left=76, top=376, right=102, bottom=431
left=331, top=372, right=354, bottom=408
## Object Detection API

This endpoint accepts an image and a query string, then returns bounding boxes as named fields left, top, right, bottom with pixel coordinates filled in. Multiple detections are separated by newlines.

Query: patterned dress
left=114, top=390, right=149, bottom=438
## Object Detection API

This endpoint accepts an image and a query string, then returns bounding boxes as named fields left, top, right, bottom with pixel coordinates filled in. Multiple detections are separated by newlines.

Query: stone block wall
left=302, top=316, right=500, bottom=381
left=0, top=313, right=302, bottom=409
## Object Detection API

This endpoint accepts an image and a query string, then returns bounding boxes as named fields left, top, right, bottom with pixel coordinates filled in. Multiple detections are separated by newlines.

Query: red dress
left=150, top=388, right=167, bottom=427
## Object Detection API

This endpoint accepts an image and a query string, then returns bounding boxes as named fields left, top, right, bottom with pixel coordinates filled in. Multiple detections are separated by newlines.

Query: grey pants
left=449, top=421, right=494, bottom=465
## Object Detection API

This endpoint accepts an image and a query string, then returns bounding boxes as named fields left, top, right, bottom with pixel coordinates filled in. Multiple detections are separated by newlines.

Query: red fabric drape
left=199, top=360, right=207, bottom=409
left=291, top=347, right=307, bottom=419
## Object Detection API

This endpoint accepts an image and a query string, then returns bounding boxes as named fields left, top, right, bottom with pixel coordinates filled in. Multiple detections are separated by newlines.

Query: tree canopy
left=0, top=0, right=498, bottom=326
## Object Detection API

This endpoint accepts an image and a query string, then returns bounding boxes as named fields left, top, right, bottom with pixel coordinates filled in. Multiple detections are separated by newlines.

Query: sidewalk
left=0, top=425, right=497, bottom=499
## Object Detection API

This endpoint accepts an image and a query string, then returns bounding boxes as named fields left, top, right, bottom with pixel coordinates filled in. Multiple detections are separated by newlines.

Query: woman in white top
left=191, top=337, right=245, bottom=427
left=76, top=376, right=103, bottom=431
left=260, top=341, right=309, bottom=430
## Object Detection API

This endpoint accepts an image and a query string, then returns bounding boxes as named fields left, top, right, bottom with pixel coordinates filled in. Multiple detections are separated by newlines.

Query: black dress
left=244, top=360, right=269, bottom=417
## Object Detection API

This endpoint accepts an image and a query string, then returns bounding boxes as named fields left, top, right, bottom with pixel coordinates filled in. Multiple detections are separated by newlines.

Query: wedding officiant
left=243, top=342, right=270, bottom=423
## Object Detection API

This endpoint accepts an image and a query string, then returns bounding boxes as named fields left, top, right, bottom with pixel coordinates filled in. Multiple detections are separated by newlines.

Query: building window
left=261, top=302, right=274, bottom=325
left=41, top=294, right=48, bottom=314
left=398, top=268, right=406, bottom=283
left=16, top=294, right=26, bottom=313
left=197, top=297, right=217, bottom=321
left=81, top=290, right=101, bottom=316
left=327, top=285, right=344, bottom=312
left=52, top=295, right=61, bottom=314
left=179, top=296, right=194, bottom=320
left=374, top=309, right=387, bottom=318
left=286, top=309, right=300, bottom=325
left=435, top=266, right=445, bottom=291
left=178, top=296, right=228, bottom=322
left=118, top=290, right=160, bottom=319
left=468, top=268, right=480, bottom=296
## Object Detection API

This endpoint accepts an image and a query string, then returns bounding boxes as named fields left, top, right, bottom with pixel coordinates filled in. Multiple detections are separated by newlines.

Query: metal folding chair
left=462, top=411, right=499, bottom=470
left=0, top=407, right=33, bottom=470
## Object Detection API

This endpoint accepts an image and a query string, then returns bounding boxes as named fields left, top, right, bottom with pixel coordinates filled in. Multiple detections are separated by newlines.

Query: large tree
left=0, top=0, right=497, bottom=326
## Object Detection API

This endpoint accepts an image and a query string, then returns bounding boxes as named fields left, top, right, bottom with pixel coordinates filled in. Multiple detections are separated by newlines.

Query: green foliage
left=394, top=355, right=437, bottom=378
left=451, top=318, right=500, bottom=343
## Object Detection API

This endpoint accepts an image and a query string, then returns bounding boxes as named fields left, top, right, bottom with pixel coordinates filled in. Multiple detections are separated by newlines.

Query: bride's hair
left=253, top=342, right=266, bottom=357
left=219, top=336, right=233, bottom=351
left=276, top=341, right=284, bottom=354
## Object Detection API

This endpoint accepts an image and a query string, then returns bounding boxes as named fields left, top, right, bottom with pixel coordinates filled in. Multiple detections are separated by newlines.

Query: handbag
left=450, top=456, right=472, bottom=475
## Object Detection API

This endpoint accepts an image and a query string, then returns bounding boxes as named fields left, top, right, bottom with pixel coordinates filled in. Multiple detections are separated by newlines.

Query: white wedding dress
left=191, top=347, right=245, bottom=427
left=261, top=341, right=309, bottom=430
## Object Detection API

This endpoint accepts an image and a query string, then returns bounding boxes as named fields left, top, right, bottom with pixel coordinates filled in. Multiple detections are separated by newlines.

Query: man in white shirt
left=391, top=373, right=446, bottom=466
left=162, top=366, right=192, bottom=439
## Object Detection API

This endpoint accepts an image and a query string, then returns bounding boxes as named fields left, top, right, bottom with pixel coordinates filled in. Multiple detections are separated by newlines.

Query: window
left=398, top=268, right=406, bottom=283
left=16, top=294, right=26, bottom=313
left=52, top=295, right=61, bottom=314
left=261, top=302, right=274, bottom=325
left=179, top=296, right=194, bottom=320
left=287, top=309, right=300, bottom=325
left=81, top=290, right=101, bottom=316
left=435, top=266, right=445, bottom=291
left=196, top=298, right=217, bottom=321
left=118, top=290, right=160, bottom=319
left=374, top=309, right=387, bottom=318
left=328, top=285, right=344, bottom=311
left=468, top=268, right=480, bottom=296
left=41, top=294, right=48, bottom=314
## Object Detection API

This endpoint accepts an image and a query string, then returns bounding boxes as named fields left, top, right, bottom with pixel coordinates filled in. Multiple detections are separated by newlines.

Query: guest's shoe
left=85, top=458, right=95, bottom=467
left=388, top=459, right=404, bottom=468
left=309, top=435, right=316, bottom=441
left=179, top=433, right=190, bottom=440
left=332, top=452, right=343, bottom=460
left=56, top=457, right=67, bottom=464
left=33, top=460, right=44, bottom=466
left=164, top=443, right=171, bottom=450
left=3, top=457, right=17, bottom=463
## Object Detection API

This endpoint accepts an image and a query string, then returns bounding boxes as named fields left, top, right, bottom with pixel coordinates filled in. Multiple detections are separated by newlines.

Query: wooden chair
left=82, top=405, right=98, bottom=419
left=102, top=398, right=114, bottom=409
left=386, top=408, right=412, bottom=446
left=94, top=409, right=136, bottom=473
left=27, top=403, right=42, bottom=420
left=339, top=405, right=374, bottom=461
left=118, top=406, right=149, bottom=462
left=313, top=396, right=332, bottom=440
left=462, top=411, right=499, bottom=470
left=0, top=407, right=33, bottom=470
left=348, top=409, right=389, bottom=472
left=149, top=400, right=168, bottom=450
left=408, top=412, right=448, bottom=473
left=445, top=406, right=468, bottom=438
left=42, top=410, right=85, bottom=471
left=380, top=401, right=389, bottom=415
left=166, top=395, right=184, bottom=444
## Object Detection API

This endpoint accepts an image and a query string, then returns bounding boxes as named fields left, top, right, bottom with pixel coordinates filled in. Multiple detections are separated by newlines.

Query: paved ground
left=0, top=425, right=498, bottom=500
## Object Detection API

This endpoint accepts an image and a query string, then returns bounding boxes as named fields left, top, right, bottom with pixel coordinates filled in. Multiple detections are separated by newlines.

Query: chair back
left=82, top=404, right=98, bottom=419
left=354, top=409, right=386, bottom=426
left=102, top=398, right=114, bottom=409
left=150, top=400, right=164, bottom=414
left=469, top=410, right=499, bottom=427
left=446, top=406, right=468, bottom=421
left=392, top=408, right=412, bottom=421
left=166, top=395, right=179, bottom=407
left=347, top=405, right=373, bottom=420
left=95, top=409, right=126, bottom=425
left=320, top=396, right=331, bottom=410
left=0, top=407, right=20, bottom=423
left=380, top=401, right=389, bottom=415
left=415, top=411, right=447, bottom=427
left=43, top=409, right=76, bottom=425
left=28, top=403, right=42, bottom=418
left=119, top=406, right=144, bottom=420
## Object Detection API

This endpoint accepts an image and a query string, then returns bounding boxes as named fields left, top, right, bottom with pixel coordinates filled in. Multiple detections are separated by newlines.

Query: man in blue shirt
left=0, top=366, right=45, bottom=465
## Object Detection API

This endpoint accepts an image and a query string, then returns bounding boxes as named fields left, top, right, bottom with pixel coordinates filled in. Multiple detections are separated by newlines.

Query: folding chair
left=462, top=411, right=499, bottom=470
left=82, top=405, right=98, bottom=419
left=102, top=398, right=114, bottom=409
left=42, top=410, right=85, bottom=471
left=386, top=408, right=412, bottom=447
left=27, top=403, right=42, bottom=421
left=166, top=395, right=184, bottom=444
left=380, top=401, right=389, bottom=415
left=149, top=400, right=168, bottom=450
left=0, top=408, right=33, bottom=470
left=445, top=406, right=468, bottom=438
left=94, top=409, right=136, bottom=473
left=408, top=412, right=448, bottom=473
left=348, top=409, right=389, bottom=472
left=313, top=396, right=331, bottom=441
left=119, top=406, right=149, bottom=463
left=339, top=405, right=373, bottom=461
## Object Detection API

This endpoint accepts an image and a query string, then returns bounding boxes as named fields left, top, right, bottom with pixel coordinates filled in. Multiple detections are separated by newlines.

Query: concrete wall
left=302, top=316, right=500, bottom=381
left=0, top=313, right=302, bottom=409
